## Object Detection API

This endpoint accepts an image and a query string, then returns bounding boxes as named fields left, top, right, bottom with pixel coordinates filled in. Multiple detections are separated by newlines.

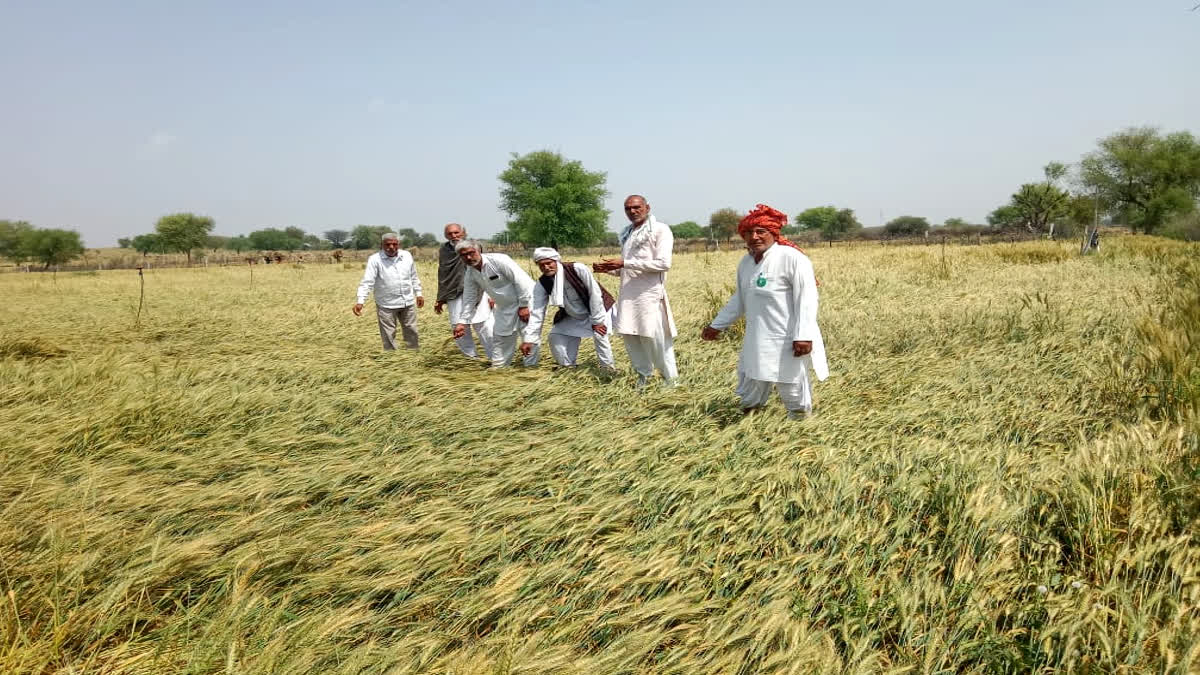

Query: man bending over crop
left=520, top=247, right=616, bottom=370
left=454, top=239, right=536, bottom=368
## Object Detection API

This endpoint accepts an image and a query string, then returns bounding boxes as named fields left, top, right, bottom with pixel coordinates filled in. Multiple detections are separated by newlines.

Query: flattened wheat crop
left=1, top=237, right=1198, bottom=673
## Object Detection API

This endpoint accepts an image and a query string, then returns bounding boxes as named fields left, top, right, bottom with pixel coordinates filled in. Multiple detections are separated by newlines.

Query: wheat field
left=1, top=236, right=1197, bottom=673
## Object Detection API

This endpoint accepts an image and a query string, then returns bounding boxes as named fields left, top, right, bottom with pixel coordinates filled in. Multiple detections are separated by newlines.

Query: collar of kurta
left=620, top=214, right=660, bottom=247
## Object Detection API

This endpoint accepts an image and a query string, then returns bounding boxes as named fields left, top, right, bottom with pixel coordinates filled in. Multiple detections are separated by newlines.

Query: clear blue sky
left=1, top=0, right=1197, bottom=246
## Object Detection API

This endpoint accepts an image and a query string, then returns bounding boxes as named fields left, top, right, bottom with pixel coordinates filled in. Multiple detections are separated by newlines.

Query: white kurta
left=458, top=253, right=535, bottom=337
left=523, top=263, right=610, bottom=343
left=611, top=215, right=677, bottom=338
left=710, top=244, right=828, bottom=384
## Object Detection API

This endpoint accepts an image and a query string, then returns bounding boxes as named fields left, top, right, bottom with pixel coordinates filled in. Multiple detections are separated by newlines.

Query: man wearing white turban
left=521, top=247, right=616, bottom=370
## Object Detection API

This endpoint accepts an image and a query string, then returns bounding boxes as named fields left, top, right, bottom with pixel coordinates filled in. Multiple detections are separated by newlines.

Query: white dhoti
left=446, top=294, right=494, bottom=358
left=549, top=331, right=615, bottom=368
left=736, top=371, right=812, bottom=412
left=492, top=330, right=539, bottom=368
left=621, top=332, right=677, bottom=382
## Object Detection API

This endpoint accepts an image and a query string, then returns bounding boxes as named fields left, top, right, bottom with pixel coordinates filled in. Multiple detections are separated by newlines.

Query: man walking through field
left=520, top=247, right=616, bottom=370
left=353, top=232, right=424, bottom=350
left=701, top=204, right=828, bottom=419
left=454, top=239, right=537, bottom=368
left=593, top=195, right=678, bottom=388
left=434, top=223, right=494, bottom=359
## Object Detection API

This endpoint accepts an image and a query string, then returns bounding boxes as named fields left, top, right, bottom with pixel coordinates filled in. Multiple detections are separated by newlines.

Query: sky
left=1, top=0, right=1197, bottom=247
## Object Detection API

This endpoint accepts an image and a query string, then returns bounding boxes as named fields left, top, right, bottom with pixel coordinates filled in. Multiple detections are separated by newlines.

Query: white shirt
left=710, top=243, right=828, bottom=383
left=524, top=262, right=610, bottom=344
left=356, top=250, right=422, bottom=309
left=458, top=253, right=535, bottom=336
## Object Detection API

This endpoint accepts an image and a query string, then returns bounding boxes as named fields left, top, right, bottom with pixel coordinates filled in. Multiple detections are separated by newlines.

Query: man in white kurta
left=353, top=233, right=424, bottom=350
left=593, top=195, right=678, bottom=387
left=702, top=204, right=828, bottom=419
left=453, top=239, right=537, bottom=368
left=433, top=223, right=494, bottom=359
left=520, top=247, right=616, bottom=369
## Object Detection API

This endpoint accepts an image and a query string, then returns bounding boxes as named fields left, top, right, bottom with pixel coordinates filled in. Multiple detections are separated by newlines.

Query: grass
left=1, top=236, right=1198, bottom=673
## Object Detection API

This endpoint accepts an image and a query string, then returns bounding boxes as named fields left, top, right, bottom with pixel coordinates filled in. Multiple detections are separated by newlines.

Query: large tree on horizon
left=499, top=150, right=609, bottom=247
left=155, top=213, right=214, bottom=265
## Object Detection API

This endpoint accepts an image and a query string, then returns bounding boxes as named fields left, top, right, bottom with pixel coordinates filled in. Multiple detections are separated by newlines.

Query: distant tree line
left=664, top=127, right=1200, bottom=244
left=0, top=220, right=85, bottom=269
left=985, top=127, right=1200, bottom=241
left=117, top=219, right=443, bottom=259
left=5, top=125, right=1196, bottom=270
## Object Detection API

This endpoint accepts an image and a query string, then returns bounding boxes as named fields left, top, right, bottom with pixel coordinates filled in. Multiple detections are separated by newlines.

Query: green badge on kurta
left=755, top=274, right=767, bottom=287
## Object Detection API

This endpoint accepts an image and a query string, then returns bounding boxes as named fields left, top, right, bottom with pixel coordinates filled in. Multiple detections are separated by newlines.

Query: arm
left=511, top=262, right=536, bottom=308
left=523, top=284, right=549, bottom=344
left=409, top=254, right=424, bottom=306
left=457, top=273, right=480, bottom=325
left=788, top=255, right=820, bottom=343
left=786, top=255, right=818, bottom=356
left=621, top=224, right=673, bottom=273
left=355, top=256, right=378, bottom=305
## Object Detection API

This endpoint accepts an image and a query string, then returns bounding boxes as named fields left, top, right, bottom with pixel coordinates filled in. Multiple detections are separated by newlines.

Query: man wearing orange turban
left=701, top=204, right=828, bottom=419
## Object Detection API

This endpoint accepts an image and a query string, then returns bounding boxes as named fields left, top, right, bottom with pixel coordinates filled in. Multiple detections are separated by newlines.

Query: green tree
left=324, top=229, right=350, bottom=247
left=670, top=221, right=704, bottom=239
left=943, top=217, right=968, bottom=228
left=708, top=208, right=742, bottom=241
left=792, top=206, right=838, bottom=233
left=131, top=233, right=163, bottom=256
left=1010, top=183, right=1070, bottom=237
left=1079, top=127, right=1200, bottom=234
left=884, top=215, right=931, bottom=236
left=248, top=228, right=303, bottom=251
left=350, top=225, right=389, bottom=249
left=204, top=235, right=230, bottom=250
left=0, top=220, right=35, bottom=261
left=303, top=234, right=324, bottom=249
left=396, top=228, right=420, bottom=247
left=25, top=228, right=85, bottom=269
left=988, top=205, right=1024, bottom=230
left=117, top=237, right=132, bottom=248
left=1065, top=194, right=1097, bottom=230
left=825, top=208, right=862, bottom=239
left=284, top=226, right=307, bottom=241
left=991, top=163, right=1072, bottom=238
left=155, top=213, right=214, bottom=264
left=414, top=233, right=439, bottom=247
left=499, top=150, right=609, bottom=247
left=228, top=235, right=252, bottom=253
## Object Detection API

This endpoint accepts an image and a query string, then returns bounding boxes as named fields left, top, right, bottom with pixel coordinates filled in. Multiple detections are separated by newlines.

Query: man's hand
left=701, top=326, right=721, bottom=341
left=519, top=342, right=534, bottom=356
left=453, top=323, right=467, bottom=339
left=592, top=324, right=607, bottom=336
left=518, top=307, right=530, bottom=322
left=416, top=296, right=425, bottom=309
left=434, top=301, right=443, bottom=315
left=353, top=303, right=364, bottom=316
left=793, top=340, right=813, bottom=356
left=593, top=257, right=624, bottom=273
